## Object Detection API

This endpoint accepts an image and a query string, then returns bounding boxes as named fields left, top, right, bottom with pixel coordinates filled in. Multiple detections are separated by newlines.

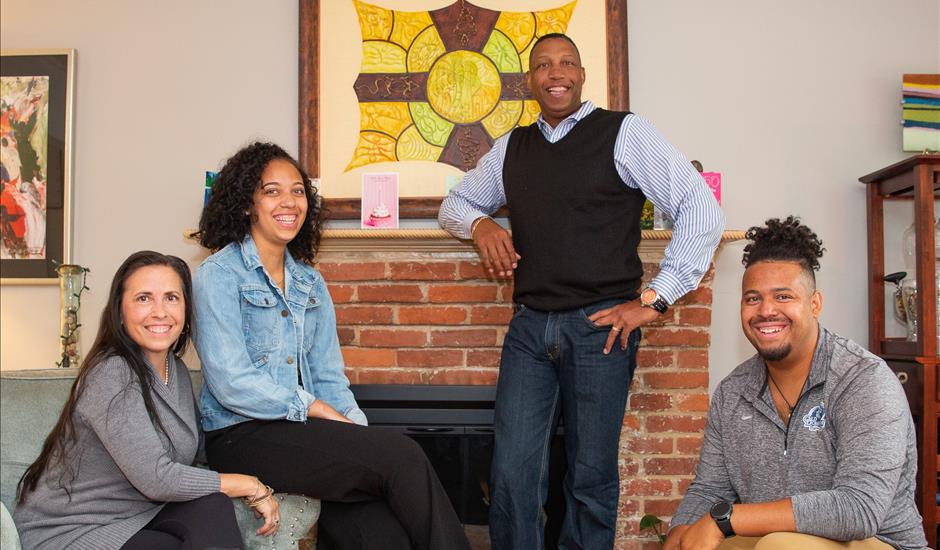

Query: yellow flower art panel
left=347, top=0, right=577, bottom=172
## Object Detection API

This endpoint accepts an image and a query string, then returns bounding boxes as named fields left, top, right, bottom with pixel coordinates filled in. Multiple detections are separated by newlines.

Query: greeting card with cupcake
left=361, top=173, right=399, bottom=229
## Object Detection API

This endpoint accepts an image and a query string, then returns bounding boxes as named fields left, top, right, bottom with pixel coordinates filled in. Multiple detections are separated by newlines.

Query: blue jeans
left=489, top=299, right=640, bottom=550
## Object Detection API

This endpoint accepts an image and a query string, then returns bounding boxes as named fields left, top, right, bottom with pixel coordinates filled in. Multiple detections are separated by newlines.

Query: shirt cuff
left=288, top=388, right=317, bottom=422
left=176, top=467, right=222, bottom=499
left=649, top=269, right=686, bottom=305
left=345, top=407, right=369, bottom=426
left=670, top=495, right=712, bottom=528
left=791, top=492, right=826, bottom=536
left=461, top=213, right=489, bottom=240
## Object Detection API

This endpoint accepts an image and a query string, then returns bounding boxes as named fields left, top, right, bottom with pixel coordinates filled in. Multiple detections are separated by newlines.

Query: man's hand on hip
left=588, top=299, right=662, bottom=354
left=471, top=217, right=520, bottom=279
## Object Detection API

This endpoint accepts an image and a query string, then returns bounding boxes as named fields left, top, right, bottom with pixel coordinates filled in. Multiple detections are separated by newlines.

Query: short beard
left=757, top=343, right=792, bottom=363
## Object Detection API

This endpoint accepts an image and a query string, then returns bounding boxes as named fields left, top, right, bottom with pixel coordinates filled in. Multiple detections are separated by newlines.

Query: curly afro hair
left=197, top=142, right=324, bottom=264
left=742, top=216, right=825, bottom=281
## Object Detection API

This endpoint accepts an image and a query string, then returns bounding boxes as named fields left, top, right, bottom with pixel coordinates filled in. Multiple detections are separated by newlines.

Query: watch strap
left=714, top=515, right=735, bottom=537
left=647, top=297, right=668, bottom=314
left=709, top=501, right=736, bottom=537
left=640, top=287, right=669, bottom=314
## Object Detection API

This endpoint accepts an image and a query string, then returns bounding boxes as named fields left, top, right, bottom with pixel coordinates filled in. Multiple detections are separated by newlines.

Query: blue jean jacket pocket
left=301, top=296, right=322, bottom=353
left=240, top=286, right=279, bottom=354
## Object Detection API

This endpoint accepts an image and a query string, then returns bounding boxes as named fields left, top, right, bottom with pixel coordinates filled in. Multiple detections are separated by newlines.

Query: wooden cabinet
left=861, top=154, right=939, bottom=547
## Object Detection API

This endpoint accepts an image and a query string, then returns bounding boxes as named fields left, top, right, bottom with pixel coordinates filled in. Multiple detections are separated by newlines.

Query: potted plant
left=640, top=514, right=667, bottom=546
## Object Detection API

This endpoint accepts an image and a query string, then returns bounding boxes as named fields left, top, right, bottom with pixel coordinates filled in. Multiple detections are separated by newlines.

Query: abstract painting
left=1, top=50, right=74, bottom=284
left=1, top=75, right=49, bottom=259
left=902, top=74, right=940, bottom=152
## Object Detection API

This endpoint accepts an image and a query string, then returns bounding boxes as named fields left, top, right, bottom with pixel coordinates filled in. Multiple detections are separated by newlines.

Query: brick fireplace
left=317, top=230, right=730, bottom=550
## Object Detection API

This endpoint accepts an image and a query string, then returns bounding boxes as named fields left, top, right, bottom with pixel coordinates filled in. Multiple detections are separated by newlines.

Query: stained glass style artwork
left=346, top=0, right=577, bottom=172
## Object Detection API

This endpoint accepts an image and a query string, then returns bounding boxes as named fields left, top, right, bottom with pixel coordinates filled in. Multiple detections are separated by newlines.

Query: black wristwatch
left=640, top=287, right=669, bottom=314
left=709, top=501, right=735, bottom=537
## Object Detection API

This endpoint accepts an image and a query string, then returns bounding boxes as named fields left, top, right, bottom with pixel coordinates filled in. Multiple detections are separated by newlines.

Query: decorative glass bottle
left=901, top=223, right=918, bottom=341
left=57, top=264, right=88, bottom=368
left=898, top=219, right=940, bottom=345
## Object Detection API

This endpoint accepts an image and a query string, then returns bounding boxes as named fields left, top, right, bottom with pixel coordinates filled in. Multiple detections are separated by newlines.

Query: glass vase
left=900, top=278, right=918, bottom=342
left=57, top=264, right=85, bottom=368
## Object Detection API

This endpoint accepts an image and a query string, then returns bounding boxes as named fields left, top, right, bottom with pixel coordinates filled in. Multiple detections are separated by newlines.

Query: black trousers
left=205, top=418, right=471, bottom=550
left=120, top=492, right=243, bottom=550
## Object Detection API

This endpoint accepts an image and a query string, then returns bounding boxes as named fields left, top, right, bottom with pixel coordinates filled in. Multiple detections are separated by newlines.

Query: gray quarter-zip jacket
left=672, top=326, right=927, bottom=550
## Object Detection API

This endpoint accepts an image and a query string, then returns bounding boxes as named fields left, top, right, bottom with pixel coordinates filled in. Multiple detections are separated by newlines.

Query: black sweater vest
left=503, top=109, right=646, bottom=311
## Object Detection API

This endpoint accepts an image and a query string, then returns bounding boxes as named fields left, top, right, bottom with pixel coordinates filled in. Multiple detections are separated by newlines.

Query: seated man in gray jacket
left=666, top=217, right=926, bottom=550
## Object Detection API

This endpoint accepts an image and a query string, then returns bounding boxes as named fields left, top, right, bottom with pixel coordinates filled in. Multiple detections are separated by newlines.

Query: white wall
left=1, top=1, right=938, bottom=392
left=627, top=1, right=939, bottom=390
left=1, top=0, right=300, bottom=369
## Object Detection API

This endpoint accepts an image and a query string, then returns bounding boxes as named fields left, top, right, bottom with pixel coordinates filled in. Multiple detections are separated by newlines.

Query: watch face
left=710, top=501, right=732, bottom=519
left=641, top=288, right=657, bottom=306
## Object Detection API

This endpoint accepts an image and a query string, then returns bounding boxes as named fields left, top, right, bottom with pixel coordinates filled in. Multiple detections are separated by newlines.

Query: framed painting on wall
left=299, top=0, right=628, bottom=219
left=1, top=49, right=74, bottom=284
left=902, top=74, right=940, bottom=152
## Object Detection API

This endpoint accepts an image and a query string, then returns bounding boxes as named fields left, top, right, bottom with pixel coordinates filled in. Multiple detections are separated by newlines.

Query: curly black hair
left=197, top=142, right=324, bottom=263
left=742, top=216, right=825, bottom=279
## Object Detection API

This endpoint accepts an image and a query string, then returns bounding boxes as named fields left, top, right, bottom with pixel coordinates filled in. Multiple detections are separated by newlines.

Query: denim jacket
left=193, top=235, right=367, bottom=431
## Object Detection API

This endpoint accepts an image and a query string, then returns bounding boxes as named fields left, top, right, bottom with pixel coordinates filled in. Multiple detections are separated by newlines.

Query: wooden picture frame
left=299, top=0, right=628, bottom=220
left=1, top=49, right=75, bottom=284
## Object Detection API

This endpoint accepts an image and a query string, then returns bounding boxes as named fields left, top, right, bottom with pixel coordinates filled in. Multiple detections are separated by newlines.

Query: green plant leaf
left=639, top=514, right=663, bottom=530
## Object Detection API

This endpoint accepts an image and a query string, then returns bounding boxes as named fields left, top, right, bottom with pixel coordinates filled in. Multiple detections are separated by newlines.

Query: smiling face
left=740, top=261, right=822, bottom=367
left=249, top=158, right=308, bottom=254
left=121, top=265, right=185, bottom=368
left=526, top=37, right=586, bottom=128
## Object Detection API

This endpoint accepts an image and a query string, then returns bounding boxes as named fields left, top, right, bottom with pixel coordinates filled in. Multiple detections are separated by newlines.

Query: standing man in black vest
left=439, top=33, right=724, bottom=549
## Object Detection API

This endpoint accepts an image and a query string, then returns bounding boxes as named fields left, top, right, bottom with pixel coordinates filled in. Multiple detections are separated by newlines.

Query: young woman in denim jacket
left=193, top=142, right=470, bottom=550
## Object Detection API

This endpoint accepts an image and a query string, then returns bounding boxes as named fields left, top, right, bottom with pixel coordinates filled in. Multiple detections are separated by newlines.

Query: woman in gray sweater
left=13, top=251, right=279, bottom=550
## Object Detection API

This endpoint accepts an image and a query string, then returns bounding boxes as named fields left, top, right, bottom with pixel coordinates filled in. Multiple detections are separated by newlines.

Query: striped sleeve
left=614, top=114, right=725, bottom=304
left=438, top=134, right=511, bottom=239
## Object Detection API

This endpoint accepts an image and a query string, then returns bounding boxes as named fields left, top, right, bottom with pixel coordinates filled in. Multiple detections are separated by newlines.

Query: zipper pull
left=783, top=449, right=788, bottom=456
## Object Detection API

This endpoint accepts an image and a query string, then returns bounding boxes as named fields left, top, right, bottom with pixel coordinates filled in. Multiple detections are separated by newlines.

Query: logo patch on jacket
left=802, top=403, right=826, bottom=432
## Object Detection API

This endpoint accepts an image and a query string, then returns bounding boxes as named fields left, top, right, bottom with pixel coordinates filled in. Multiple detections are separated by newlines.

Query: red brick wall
left=318, top=246, right=712, bottom=549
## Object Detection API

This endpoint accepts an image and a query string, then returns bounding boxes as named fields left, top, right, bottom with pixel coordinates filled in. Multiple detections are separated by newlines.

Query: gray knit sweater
left=13, top=355, right=221, bottom=550
left=672, top=327, right=926, bottom=549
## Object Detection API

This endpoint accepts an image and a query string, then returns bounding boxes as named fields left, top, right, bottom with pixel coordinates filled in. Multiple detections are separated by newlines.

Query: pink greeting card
left=702, top=172, right=721, bottom=205
left=361, top=173, right=399, bottom=229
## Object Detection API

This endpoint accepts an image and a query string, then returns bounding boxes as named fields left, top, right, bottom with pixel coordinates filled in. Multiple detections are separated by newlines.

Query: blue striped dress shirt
left=438, top=100, right=725, bottom=305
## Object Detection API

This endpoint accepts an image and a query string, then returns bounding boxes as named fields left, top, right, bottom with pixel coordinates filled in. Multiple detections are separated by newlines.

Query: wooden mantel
left=319, top=229, right=746, bottom=253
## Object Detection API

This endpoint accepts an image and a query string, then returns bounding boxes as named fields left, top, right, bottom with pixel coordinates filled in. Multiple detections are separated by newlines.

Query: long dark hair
left=17, top=251, right=194, bottom=502
left=196, top=142, right=325, bottom=263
